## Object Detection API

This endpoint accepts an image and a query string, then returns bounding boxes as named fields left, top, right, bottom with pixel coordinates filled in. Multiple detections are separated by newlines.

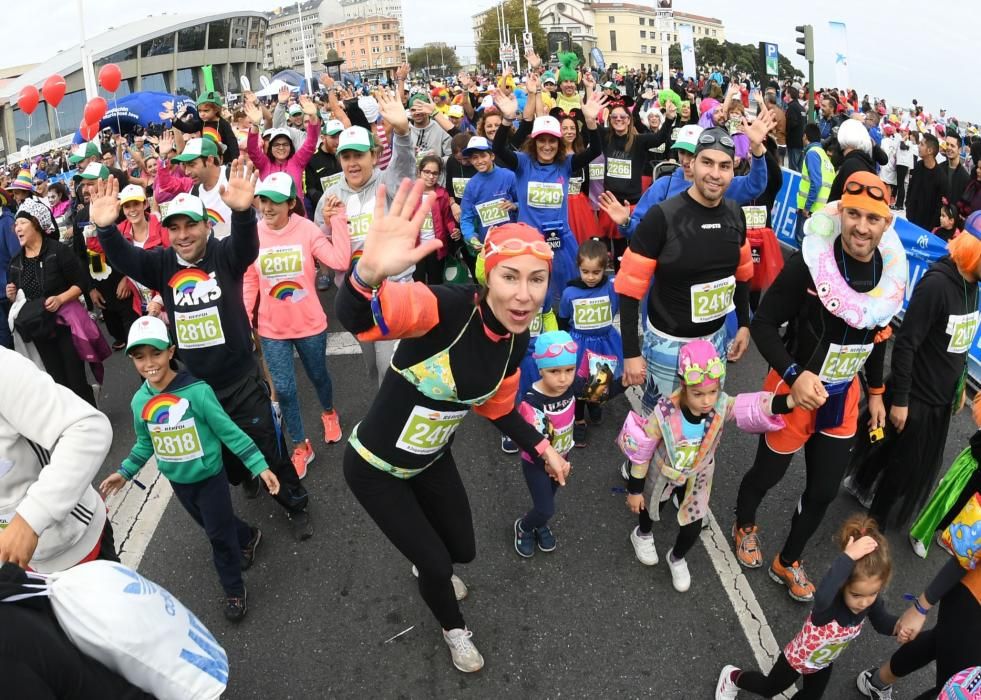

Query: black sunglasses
left=844, top=181, right=886, bottom=201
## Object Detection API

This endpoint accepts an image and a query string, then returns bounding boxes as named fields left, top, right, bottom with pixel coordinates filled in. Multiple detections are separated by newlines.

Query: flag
left=678, top=24, right=696, bottom=79
left=828, top=22, right=850, bottom=92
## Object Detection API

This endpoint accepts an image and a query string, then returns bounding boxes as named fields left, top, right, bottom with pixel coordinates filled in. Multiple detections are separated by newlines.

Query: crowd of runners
left=0, top=50, right=980, bottom=699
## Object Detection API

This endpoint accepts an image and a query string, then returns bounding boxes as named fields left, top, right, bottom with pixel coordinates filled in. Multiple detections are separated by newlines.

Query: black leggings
left=736, top=652, right=832, bottom=698
left=344, top=446, right=475, bottom=631
left=93, top=273, right=138, bottom=345
left=637, top=488, right=702, bottom=559
left=736, top=432, right=854, bottom=563
left=412, top=251, right=444, bottom=285
left=34, top=326, right=95, bottom=406
left=889, top=583, right=981, bottom=700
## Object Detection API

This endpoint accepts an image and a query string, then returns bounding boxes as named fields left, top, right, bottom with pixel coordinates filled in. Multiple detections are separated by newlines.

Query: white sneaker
left=411, top=565, right=468, bottom=601
left=442, top=627, right=484, bottom=672
left=716, top=665, right=740, bottom=700
left=91, top=383, right=101, bottom=410
left=666, top=548, right=691, bottom=592
left=619, top=459, right=630, bottom=480
left=909, top=535, right=928, bottom=559
left=630, top=526, right=658, bottom=565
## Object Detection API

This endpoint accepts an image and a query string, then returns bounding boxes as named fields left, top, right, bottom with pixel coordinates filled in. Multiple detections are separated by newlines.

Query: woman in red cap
left=336, top=179, right=572, bottom=674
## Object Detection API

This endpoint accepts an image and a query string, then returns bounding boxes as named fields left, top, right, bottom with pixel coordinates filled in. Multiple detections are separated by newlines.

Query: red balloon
left=17, top=85, right=40, bottom=115
left=98, top=63, right=122, bottom=93
left=83, top=96, right=107, bottom=126
left=42, top=75, right=66, bottom=108
left=79, top=120, right=99, bottom=141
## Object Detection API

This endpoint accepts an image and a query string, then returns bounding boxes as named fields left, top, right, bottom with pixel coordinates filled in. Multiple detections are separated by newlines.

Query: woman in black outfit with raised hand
left=336, top=178, right=571, bottom=674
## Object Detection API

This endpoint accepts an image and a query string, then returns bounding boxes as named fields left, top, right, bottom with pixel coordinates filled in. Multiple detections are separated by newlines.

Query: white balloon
left=240, top=76, right=251, bottom=92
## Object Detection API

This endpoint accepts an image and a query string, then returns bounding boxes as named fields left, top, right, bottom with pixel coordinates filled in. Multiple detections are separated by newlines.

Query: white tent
left=254, top=79, right=298, bottom=98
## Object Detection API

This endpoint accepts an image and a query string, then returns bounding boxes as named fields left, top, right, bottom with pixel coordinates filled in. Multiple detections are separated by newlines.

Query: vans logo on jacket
left=168, top=269, right=223, bottom=306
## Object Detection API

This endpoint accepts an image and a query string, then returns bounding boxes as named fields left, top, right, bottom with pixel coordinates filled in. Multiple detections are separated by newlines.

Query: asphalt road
left=91, top=286, right=970, bottom=699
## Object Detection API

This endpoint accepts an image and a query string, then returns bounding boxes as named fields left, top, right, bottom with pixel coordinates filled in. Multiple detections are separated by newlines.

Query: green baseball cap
left=160, top=192, right=207, bottom=226
left=322, top=119, right=344, bottom=136
left=172, top=138, right=220, bottom=162
left=254, top=172, right=297, bottom=203
left=337, top=126, right=373, bottom=153
left=196, top=90, right=224, bottom=108
left=69, top=141, right=102, bottom=164
left=79, top=163, right=110, bottom=180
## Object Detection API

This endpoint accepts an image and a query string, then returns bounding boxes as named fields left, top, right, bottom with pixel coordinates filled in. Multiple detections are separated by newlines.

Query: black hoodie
left=827, top=148, right=877, bottom=203
left=891, top=255, right=979, bottom=407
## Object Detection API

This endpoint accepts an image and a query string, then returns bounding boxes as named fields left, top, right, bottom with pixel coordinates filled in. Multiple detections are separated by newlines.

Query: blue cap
left=965, top=211, right=981, bottom=241
left=533, top=330, right=578, bottom=370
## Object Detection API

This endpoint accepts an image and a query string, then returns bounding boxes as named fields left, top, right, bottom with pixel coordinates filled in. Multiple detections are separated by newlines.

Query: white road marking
left=105, top=457, right=173, bottom=569
left=625, top=386, right=790, bottom=696
left=327, top=331, right=362, bottom=355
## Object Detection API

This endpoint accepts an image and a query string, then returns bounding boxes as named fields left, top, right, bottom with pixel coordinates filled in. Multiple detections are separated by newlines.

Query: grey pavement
left=91, top=287, right=964, bottom=699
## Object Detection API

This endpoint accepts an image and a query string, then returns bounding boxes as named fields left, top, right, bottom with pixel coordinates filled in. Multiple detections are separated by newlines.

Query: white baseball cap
left=255, top=173, right=297, bottom=203
left=126, top=315, right=171, bottom=353
left=323, top=119, right=345, bottom=136
left=673, top=124, right=704, bottom=154
left=118, top=184, right=146, bottom=204
left=337, top=126, right=373, bottom=153
left=462, top=136, right=492, bottom=156
left=160, top=192, right=207, bottom=226
left=448, top=105, right=464, bottom=118
left=531, top=116, right=562, bottom=139
left=79, top=162, right=110, bottom=180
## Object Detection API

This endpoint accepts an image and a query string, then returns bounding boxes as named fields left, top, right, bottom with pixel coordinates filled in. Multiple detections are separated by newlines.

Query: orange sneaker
left=769, top=555, right=815, bottom=602
left=732, top=523, right=763, bottom=569
left=291, top=439, right=314, bottom=479
left=321, top=409, right=342, bottom=444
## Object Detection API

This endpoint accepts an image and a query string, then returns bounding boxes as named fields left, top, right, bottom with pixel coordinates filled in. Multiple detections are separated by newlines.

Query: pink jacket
left=247, top=121, right=319, bottom=196
left=153, top=162, right=192, bottom=203
left=414, top=187, right=458, bottom=260
left=55, top=301, right=111, bottom=384
left=243, top=213, right=351, bottom=340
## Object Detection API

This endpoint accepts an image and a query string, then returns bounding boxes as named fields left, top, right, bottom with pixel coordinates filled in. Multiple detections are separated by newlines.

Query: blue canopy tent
left=72, top=92, right=196, bottom=142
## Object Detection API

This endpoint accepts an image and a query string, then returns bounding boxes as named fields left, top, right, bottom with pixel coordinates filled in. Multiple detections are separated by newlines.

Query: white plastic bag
left=48, top=560, right=228, bottom=700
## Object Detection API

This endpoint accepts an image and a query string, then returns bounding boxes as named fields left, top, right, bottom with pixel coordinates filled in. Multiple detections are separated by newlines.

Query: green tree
left=668, top=38, right=803, bottom=82
left=475, top=0, right=548, bottom=69
left=325, top=49, right=340, bottom=62
left=407, top=43, right=461, bottom=76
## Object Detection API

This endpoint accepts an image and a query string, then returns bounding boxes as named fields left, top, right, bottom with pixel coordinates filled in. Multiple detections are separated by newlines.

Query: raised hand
left=355, top=178, right=441, bottom=286
left=396, top=62, right=410, bottom=82
left=525, top=70, right=540, bottom=94
left=664, top=99, right=678, bottom=120
left=319, top=73, right=335, bottom=89
left=525, top=48, right=542, bottom=70
left=244, top=102, right=263, bottom=126
left=744, top=108, right=776, bottom=150
left=456, top=70, right=472, bottom=89
left=158, top=132, right=175, bottom=156
left=243, top=90, right=257, bottom=105
left=89, top=177, right=121, bottom=227
left=580, top=91, right=608, bottom=123
left=278, top=85, right=291, bottom=104
left=321, top=194, right=345, bottom=222
left=299, top=94, right=319, bottom=119
left=412, top=96, right=436, bottom=117
left=377, top=91, right=409, bottom=135
left=492, top=88, right=518, bottom=120
left=582, top=70, right=596, bottom=88
left=598, top=191, right=631, bottom=226
left=219, top=158, right=260, bottom=212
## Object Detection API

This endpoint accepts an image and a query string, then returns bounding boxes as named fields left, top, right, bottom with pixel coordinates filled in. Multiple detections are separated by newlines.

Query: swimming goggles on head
left=533, top=340, right=577, bottom=360
left=681, top=357, right=725, bottom=386
left=483, top=236, right=554, bottom=262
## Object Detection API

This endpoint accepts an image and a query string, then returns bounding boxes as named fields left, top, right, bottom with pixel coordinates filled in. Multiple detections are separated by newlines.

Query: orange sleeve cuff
left=873, top=326, right=893, bottom=344
left=614, top=248, right=658, bottom=300
left=474, top=370, right=520, bottom=421
left=735, top=239, right=754, bottom=283
left=867, top=386, right=886, bottom=395
left=355, top=281, right=440, bottom=342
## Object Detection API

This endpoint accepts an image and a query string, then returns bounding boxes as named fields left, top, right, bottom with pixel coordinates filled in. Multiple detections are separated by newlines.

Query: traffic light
left=795, top=24, right=814, bottom=62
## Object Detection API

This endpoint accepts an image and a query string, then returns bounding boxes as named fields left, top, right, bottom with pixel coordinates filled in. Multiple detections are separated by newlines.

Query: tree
left=668, top=38, right=804, bottom=82
left=407, top=43, right=461, bottom=77
left=325, top=49, right=340, bottom=62
left=475, top=0, right=548, bottom=70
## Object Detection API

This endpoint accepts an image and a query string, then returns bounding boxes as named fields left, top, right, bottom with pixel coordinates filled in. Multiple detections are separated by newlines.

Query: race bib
left=742, top=205, right=767, bottom=230
left=452, top=177, right=470, bottom=199
left=804, top=638, right=853, bottom=671
left=529, top=311, right=545, bottom=337
left=148, top=419, right=205, bottom=463
left=174, top=307, right=225, bottom=350
left=319, top=172, right=342, bottom=192
left=727, top=116, right=743, bottom=135
left=527, top=181, right=563, bottom=209
left=672, top=438, right=700, bottom=471
left=420, top=212, right=435, bottom=241
left=568, top=177, right=583, bottom=196
left=690, top=276, right=736, bottom=323
left=946, top=311, right=979, bottom=354
left=572, top=296, right=613, bottom=330
left=606, top=157, right=632, bottom=179
left=551, top=421, right=574, bottom=455
left=476, top=198, right=510, bottom=227
left=589, top=162, right=605, bottom=181
left=670, top=127, right=681, bottom=142
left=348, top=212, right=373, bottom=249
left=817, top=342, right=873, bottom=384
left=396, top=406, right=468, bottom=455
left=257, top=245, right=303, bottom=280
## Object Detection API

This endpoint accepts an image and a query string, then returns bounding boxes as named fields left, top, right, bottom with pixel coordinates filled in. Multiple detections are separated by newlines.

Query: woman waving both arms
left=491, top=79, right=606, bottom=307
left=336, top=178, right=571, bottom=673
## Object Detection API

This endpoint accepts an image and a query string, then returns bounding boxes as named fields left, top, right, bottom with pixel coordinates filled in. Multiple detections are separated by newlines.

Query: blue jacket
left=459, top=166, right=518, bottom=247
left=0, top=209, right=19, bottom=289
left=623, top=152, right=769, bottom=238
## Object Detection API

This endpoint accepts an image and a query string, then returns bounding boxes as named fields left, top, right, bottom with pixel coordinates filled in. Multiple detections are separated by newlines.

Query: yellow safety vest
left=797, top=146, right=835, bottom=212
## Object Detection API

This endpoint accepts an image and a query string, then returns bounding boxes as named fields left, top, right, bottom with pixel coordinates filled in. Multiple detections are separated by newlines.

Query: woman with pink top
left=244, top=96, right=320, bottom=213
left=243, top=173, right=351, bottom=478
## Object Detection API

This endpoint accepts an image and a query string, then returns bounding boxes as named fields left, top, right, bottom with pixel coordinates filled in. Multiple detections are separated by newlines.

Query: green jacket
left=120, top=370, right=267, bottom=484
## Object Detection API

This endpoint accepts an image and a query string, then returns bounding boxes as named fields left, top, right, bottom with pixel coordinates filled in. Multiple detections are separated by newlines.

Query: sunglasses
left=843, top=180, right=887, bottom=201
left=484, top=236, right=554, bottom=261
left=681, top=357, right=725, bottom=386
left=533, top=340, right=577, bottom=360
left=610, top=114, right=631, bottom=121
left=697, top=132, right=735, bottom=148
left=420, top=169, right=440, bottom=176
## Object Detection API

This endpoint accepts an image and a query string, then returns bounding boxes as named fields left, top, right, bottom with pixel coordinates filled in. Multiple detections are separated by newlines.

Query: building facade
left=0, top=11, right=267, bottom=162
left=263, top=1, right=325, bottom=72
left=322, top=16, right=405, bottom=75
left=473, top=0, right=724, bottom=74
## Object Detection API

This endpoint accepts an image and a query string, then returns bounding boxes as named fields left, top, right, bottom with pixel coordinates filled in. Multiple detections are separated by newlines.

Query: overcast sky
left=4, top=0, right=976, bottom=120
